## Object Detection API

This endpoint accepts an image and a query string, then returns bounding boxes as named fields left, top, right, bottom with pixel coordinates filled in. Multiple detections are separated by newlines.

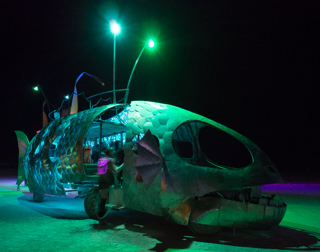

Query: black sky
left=1, top=0, right=319, bottom=180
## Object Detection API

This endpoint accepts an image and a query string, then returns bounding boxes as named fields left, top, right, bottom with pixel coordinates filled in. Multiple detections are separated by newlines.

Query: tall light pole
left=124, top=39, right=155, bottom=104
left=110, top=20, right=121, bottom=104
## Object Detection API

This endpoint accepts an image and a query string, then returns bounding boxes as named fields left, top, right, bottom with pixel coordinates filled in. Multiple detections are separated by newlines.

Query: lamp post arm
left=124, top=44, right=147, bottom=104
left=38, top=86, right=51, bottom=114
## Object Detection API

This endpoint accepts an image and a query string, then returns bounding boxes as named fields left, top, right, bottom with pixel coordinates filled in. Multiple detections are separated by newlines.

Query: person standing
left=96, top=148, right=123, bottom=219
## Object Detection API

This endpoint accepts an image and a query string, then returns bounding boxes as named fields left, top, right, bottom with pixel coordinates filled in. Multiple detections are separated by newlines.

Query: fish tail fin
left=14, top=130, right=29, bottom=186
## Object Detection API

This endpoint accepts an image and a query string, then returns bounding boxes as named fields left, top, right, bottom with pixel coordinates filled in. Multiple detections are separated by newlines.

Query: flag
left=70, top=85, right=78, bottom=114
left=42, top=101, right=48, bottom=127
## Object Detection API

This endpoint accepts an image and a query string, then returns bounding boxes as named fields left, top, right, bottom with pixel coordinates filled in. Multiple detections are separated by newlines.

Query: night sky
left=1, top=1, right=319, bottom=180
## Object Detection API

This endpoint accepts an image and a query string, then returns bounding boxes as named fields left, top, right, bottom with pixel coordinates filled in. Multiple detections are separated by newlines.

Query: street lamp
left=124, top=39, right=155, bottom=104
left=110, top=20, right=121, bottom=104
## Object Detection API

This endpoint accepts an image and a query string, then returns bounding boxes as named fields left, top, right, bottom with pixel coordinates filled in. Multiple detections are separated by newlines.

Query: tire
left=33, top=191, right=45, bottom=202
left=84, top=189, right=99, bottom=220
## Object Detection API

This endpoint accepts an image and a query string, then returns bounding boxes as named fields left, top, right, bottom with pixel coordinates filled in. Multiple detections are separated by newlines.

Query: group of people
left=96, top=143, right=124, bottom=219
left=93, top=140, right=144, bottom=222
left=91, top=141, right=125, bottom=165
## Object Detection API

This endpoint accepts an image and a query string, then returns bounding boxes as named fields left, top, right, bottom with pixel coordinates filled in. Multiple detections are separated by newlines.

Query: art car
left=15, top=100, right=286, bottom=235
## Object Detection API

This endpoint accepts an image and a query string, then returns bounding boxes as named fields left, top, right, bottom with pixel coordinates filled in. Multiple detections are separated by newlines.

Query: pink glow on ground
left=262, top=183, right=320, bottom=195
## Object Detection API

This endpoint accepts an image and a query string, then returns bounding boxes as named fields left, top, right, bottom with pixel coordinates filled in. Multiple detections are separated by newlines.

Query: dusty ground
left=0, top=174, right=319, bottom=252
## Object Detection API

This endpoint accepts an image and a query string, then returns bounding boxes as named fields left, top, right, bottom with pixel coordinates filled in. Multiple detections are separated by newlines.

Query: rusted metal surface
left=123, top=101, right=284, bottom=229
left=189, top=196, right=287, bottom=229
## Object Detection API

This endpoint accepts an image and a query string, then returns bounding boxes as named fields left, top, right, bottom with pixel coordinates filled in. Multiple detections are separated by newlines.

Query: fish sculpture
left=16, top=100, right=286, bottom=235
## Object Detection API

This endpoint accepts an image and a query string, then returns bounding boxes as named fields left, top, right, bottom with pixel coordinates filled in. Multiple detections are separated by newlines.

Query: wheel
left=84, top=189, right=99, bottom=220
left=33, top=191, right=45, bottom=202
left=84, top=189, right=110, bottom=220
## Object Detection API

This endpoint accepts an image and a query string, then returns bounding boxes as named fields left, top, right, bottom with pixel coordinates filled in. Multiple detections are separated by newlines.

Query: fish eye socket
left=172, top=121, right=253, bottom=168
left=172, top=140, right=193, bottom=158
left=198, top=125, right=252, bottom=168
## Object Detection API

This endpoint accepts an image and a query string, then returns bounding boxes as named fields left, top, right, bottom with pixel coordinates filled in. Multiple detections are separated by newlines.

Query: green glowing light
left=65, top=95, right=69, bottom=100
left=110, top=21, right=121, bottom=35
left=148, top=40, right=155, bottom=48
left=33, top=86, right=39, bottom=91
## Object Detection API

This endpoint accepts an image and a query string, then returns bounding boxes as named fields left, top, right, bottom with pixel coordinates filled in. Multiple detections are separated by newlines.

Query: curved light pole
left=110, top=20, right=121, bottom=104
left=124, top=39, right=155, bottom=104
left=33, top=85, right=51, bottom=114
left=33, top=85, right=52, bottom=127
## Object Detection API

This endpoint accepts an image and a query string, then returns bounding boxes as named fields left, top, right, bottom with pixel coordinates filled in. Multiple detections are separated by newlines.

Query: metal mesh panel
left=24, top=105, right=116, bottom=196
